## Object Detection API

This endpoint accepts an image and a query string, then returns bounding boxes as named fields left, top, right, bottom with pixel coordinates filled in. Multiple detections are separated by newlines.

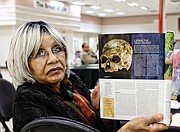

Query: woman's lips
left=47, top=67, right=63, bottom=74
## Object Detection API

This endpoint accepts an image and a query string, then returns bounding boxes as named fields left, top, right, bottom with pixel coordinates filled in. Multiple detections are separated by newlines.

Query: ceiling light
left=72, top=2, right=86, bottom=6
left=85, top=10, right=94, bottom=14
left=104, top=9, right=114, bottom=12
left=127, top=2, right=139, bottom=7
left=116, top=12, right=125, bottom=15
left=97, top=13, right=107, bottom=16
left=141, top=6, right=149, bottom=10
left=50, top=1, right=64, bottom=6
left=114, top=0, right=126, bottom=2
left=90, top=6, right=101, bottom=9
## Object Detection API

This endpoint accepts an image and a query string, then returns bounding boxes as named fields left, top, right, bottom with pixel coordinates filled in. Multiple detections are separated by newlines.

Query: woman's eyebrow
left=52, top=41, right=60, bottom=46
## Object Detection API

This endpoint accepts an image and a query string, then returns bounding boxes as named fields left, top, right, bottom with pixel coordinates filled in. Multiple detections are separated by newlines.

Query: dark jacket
left=13, top=71, right=99, bottom=132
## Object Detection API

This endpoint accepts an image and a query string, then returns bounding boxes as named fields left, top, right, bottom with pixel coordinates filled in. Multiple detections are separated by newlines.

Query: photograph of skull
left=100, top=39, right=133, bottom=72
left=99, top=34, right=133, bottom=79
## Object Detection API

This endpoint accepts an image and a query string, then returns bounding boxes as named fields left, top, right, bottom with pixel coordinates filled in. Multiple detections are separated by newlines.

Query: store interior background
left=0, top=0, right=180, bottom=82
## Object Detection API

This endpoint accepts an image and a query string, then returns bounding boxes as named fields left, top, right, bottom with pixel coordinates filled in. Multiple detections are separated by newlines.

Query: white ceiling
left=58, top=0, right=180, bottom=18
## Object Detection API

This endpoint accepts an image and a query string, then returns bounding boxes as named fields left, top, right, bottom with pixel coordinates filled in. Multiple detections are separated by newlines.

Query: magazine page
left=98, top=33, right=165, bottom=79
left=98, top=33, right=173, bottom=125
left=100, top=79, right=172, bottom=125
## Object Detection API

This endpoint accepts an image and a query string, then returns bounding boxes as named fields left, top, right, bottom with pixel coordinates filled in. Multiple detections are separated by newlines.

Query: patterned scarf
left=49, top=77, right=97, bottom=127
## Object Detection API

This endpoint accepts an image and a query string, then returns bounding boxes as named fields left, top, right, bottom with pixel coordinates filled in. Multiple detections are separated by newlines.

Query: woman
left=8, top=21, right=170, bottom=132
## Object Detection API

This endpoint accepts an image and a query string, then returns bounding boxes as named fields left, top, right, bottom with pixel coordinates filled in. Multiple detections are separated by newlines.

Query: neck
left=48, top=82, right=61, bottom=93
left=51, top=82, right=60, bottom=90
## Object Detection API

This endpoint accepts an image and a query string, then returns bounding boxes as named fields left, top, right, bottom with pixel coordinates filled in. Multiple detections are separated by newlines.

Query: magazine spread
left=99, top=33, right=173, bottom=125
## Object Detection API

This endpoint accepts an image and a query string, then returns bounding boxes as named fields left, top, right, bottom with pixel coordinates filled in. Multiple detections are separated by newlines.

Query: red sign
left=178, top=18, right=180, bottom=31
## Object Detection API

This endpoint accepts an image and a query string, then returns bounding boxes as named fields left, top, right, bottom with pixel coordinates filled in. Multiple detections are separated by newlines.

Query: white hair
left=7, top=21, right=70, bottom=87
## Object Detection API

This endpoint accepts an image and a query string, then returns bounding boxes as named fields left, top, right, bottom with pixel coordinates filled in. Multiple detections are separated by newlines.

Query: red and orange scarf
left=49, top=77, right=97, bottom=127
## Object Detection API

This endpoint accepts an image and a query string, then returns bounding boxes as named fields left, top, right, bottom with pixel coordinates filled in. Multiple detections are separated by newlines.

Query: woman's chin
left=49, top=75, right=64, bottom=84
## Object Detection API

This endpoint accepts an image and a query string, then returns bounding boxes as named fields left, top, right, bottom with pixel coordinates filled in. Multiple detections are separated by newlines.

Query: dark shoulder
left=17, top=82, right=54, bottom=94
left=15, top=82, right=51, bottom=105
left=68, top=70, right=91, bottom=101
left=16, top=82, right=42, bottom=97
left=13, top=83, right=55, bottom=132
left=16, top=82, right=34, bottom=98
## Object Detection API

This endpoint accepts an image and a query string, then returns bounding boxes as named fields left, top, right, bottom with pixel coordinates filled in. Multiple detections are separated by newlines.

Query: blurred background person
left=80, top=42, right=98, bottom=64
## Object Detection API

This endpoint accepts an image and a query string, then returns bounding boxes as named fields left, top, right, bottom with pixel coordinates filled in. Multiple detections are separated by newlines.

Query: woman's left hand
left=90, top=83, right=100, bottom=111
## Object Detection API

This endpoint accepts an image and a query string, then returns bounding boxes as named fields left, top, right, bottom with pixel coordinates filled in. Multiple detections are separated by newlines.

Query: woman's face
left=28, top=33, right=66, bottom=86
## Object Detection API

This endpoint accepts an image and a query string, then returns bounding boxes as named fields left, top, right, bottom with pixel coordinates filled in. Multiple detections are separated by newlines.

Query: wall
left=100, top=14, right=180, bottom=39
left=101, top=15, right=158, bottom=33
left=78, top=15, right=102, bottom=33
left=0, top=26, right=15, bottom=67
left=166, top=14, right=180, bottom=40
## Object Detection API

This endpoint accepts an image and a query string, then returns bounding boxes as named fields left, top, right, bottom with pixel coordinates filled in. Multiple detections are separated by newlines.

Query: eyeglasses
left=30, top=45, right=65, bottom=59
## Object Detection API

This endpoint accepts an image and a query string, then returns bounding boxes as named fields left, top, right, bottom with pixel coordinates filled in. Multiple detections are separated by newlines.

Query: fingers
left=92, top=85, right=100, bottom=97
left=96, top=81, right=100, bottom=87
left=144, top=113, right=164, bottom=125
left=145, top=114, right=169, bottom=132
left=148, top=123, right=169, bottom=132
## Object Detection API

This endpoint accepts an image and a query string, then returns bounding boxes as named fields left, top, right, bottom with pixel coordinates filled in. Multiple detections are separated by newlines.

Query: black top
left=13, top=71, right=97, bottom=132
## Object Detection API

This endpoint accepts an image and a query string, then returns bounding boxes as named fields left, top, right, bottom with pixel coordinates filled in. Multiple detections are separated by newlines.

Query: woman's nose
left=47, top=51, right=58, bottom=64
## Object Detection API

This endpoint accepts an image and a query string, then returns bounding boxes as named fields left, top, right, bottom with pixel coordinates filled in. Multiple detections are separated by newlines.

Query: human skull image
left=100, top=39, right=133, bottom=72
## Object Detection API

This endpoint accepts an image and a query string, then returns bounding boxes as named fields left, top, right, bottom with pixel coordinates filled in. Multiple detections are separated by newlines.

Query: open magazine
left=99, top=32, right=174, bottom=125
